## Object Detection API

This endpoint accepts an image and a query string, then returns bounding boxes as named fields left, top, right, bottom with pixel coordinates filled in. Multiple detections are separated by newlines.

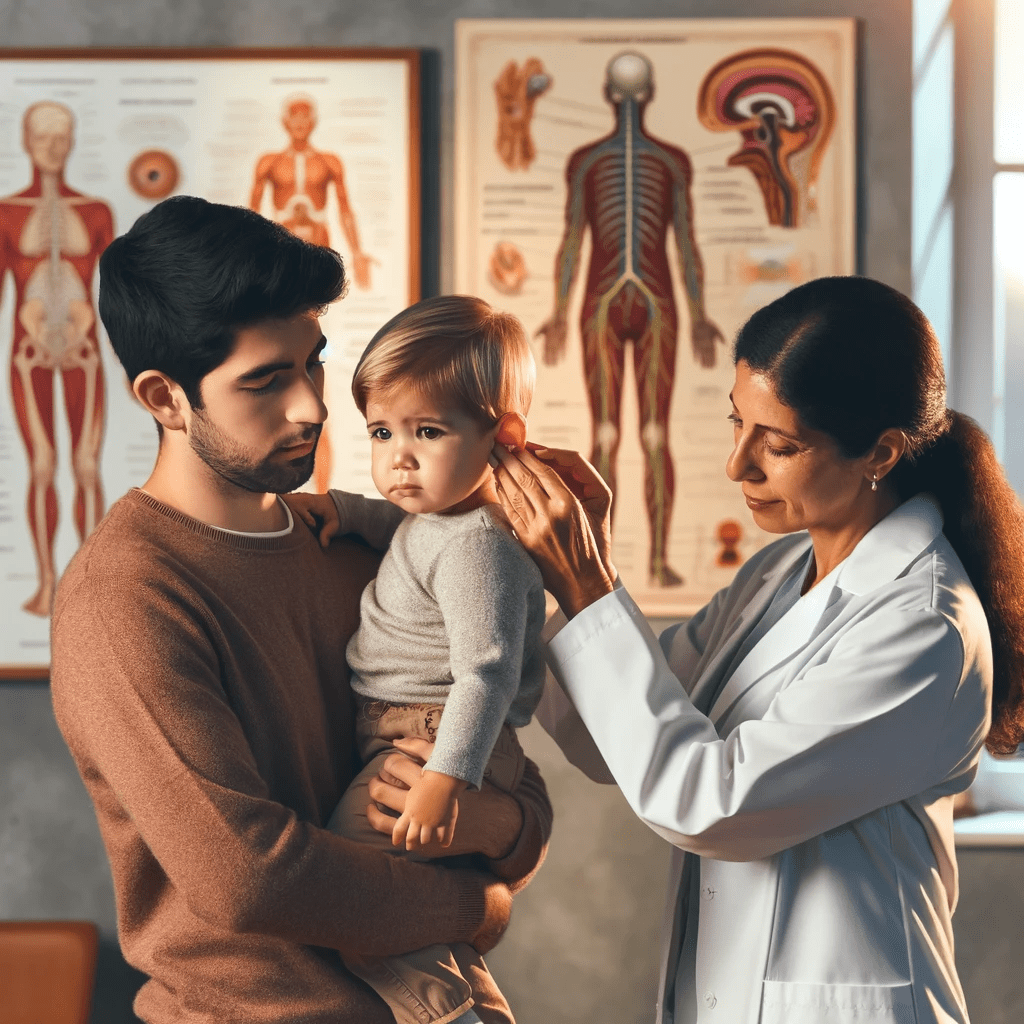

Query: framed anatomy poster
left=455, top=18, right=855, bottom=616
left=0, top=48, right=419, bottom=675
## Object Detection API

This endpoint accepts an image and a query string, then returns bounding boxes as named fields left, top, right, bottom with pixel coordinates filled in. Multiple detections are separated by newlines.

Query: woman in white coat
left=492, top=277, right=1024, bottom=1024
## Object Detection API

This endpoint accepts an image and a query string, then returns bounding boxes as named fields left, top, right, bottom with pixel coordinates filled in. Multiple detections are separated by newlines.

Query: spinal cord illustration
left=537, top=52, right=723, bottom=587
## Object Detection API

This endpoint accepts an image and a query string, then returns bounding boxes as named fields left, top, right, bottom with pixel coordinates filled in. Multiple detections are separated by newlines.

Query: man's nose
left=288, top=376, right=328, bottom=426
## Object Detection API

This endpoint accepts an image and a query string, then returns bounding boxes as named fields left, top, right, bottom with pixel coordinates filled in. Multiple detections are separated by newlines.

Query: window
left=993, top=0, right=1024, bottom=493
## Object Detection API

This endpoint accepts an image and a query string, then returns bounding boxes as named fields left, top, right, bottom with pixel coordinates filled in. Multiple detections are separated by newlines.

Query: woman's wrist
left=556, top=570, right=616, bottom=619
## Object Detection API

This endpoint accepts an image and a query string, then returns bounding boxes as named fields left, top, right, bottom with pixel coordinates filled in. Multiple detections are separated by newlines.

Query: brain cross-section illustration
left=538, top=51, right=723, bottom=588
left=0, top=101, right=114, bottom=617
left=697, top=49, right=835, bottom=229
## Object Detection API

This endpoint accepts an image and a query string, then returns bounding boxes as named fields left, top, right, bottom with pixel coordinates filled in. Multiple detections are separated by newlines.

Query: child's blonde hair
left=352, top=295, right=535, bottom=425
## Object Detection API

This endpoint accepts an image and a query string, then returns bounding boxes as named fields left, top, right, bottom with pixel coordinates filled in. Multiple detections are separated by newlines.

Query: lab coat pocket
left=760, top=981, right=915, bottom=1023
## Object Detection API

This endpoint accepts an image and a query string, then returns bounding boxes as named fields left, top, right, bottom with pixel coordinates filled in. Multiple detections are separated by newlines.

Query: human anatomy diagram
left=250, top=95, right=377, bottom=493
left=493, top=58, right=552, bottom=171
left=536, top=52, right=723, bottom=588
left=697, top=49, right=835, bottom=229
left=0, top=101, right=114, bottom=617
left=250, top=96, right=375, bottom=287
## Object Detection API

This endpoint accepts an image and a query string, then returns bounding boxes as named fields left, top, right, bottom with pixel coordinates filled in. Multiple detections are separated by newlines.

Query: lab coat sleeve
left=547, top=586, right=989, bottom=861
left=535, top=580, right=732, bottom=783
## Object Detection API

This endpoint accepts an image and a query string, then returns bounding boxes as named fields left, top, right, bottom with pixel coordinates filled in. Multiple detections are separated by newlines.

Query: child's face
left=365, top=389, right=498, bottom=514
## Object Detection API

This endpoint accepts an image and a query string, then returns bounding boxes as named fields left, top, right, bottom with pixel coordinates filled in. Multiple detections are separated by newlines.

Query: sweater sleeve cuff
left=482, top=758, right=551, bottom=891
left=454, top=876, right=490, bottom=939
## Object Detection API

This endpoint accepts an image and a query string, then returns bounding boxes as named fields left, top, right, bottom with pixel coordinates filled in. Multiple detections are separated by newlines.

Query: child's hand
left=391, top=770, right=468, bottom=851
left=285, top=492, right=341, bottom=548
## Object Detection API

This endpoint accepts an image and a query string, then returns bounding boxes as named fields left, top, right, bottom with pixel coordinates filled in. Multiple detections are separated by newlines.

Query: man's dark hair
left=98, top=195, right=347, bottom=406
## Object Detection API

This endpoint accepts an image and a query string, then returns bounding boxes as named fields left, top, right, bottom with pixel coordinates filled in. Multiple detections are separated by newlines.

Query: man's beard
left=189, top=409, right=320, bottom=494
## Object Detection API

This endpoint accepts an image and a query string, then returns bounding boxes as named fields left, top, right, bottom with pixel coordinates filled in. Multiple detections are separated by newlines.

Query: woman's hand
left=490, top=443, right=616, bottom=618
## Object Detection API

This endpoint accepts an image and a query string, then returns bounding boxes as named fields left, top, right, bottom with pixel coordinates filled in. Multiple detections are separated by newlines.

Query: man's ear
left=132, top=370, right=190, bottom=432
left=495, top=412, right=527, bottom=449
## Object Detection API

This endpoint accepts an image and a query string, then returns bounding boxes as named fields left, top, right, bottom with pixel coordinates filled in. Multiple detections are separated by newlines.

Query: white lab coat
left=536, top=495, right=991, bottom=1024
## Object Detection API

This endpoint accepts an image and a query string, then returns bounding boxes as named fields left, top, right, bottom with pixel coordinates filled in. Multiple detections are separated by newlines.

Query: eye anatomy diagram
left=493, top=58, right=552, bottom=171
left=250, top=95, right=376, bottom=288
left=537, top=52, right=724, bottom=588
left=0, top=101, right=115, bottom=617
left=127, top=149, right=180, bottom=201
left=697, top=49, right=835, bottom=229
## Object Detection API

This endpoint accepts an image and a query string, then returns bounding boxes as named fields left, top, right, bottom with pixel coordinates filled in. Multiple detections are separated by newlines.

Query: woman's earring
left=870, top=473, right=878, bottom=492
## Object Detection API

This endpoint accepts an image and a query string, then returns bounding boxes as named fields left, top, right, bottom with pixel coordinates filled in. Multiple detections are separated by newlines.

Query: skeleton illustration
left=537, top=52, right=723, bottom=587
left=1, top=102, right=114, bottom=616
left=697, top=49, right=835, bottom=229
left=493, top=59, right=552, bottom=171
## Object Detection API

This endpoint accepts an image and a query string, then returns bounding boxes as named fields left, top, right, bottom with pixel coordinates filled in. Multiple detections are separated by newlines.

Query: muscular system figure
left=537, top=52, right=724, bottom=587
left=0, top=101, right=114, bottom=616
left=250, top=98, right=375, bottom=290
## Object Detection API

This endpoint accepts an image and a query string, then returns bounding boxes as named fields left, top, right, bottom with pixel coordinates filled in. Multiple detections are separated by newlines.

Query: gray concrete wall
left=5, top=3, right=1007, bottom=1024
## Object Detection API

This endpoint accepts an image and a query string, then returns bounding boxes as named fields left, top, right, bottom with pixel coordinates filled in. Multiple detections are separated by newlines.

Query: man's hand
left=368, top=741, right=524, bottom=861
left=391, top=769, right=467, bottom=851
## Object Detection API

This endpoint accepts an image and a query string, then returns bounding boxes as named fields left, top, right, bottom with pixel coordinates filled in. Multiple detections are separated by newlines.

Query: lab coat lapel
left=687, top=542, right=809, bottom=717
left=707, top=577, right=835, bottom=727
left=705, top=494, right=945, bottom=727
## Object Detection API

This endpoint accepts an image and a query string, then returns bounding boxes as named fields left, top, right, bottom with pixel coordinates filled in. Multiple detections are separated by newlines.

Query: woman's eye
left=764, top=438, right=797, bottom=457
left=370, top=427, right=392, bottom=441
left=727, top=413, right=741, bottom=428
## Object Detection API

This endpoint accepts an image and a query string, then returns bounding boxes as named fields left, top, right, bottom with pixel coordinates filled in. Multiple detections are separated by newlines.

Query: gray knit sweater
left=329, top=491, right=547, bottom=789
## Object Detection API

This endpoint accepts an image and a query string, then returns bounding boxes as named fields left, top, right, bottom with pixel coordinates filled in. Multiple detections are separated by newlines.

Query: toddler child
left=290, top=295, right=545, bottom=1024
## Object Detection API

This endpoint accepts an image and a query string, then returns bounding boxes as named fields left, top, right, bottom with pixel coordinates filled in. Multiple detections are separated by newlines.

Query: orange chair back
left=0, top=921, right=98, bottom=1024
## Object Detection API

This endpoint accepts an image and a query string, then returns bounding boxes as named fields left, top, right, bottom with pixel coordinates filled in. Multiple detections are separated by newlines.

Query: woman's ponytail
left=893, top=412, right=1024, bottom=754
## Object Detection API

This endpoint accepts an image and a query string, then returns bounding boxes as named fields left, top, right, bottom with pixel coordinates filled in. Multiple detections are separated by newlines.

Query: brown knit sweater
left=50, top=490, right=552, bottom=1023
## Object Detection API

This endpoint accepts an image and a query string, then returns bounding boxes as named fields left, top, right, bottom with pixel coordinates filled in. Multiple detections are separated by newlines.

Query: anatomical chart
left=0, top=52, right=417, bottom=671
left=455, top=19, right=855, bottom=615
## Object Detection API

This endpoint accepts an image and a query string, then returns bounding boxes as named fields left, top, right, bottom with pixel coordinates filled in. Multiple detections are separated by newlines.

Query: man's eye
left=370, top=427, right=392, bottom=441
left=246, top=378, right=277, bottom=395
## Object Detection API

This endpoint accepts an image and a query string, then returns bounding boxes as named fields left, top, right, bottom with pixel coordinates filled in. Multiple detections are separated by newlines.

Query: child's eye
left=370, top=427, right=392, bottom=441
left=418, top=426, right=444, bottom=440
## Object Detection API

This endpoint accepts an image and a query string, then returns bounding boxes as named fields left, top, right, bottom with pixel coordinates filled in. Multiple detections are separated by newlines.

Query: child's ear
left=495, top=412, right=527, bottom=449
